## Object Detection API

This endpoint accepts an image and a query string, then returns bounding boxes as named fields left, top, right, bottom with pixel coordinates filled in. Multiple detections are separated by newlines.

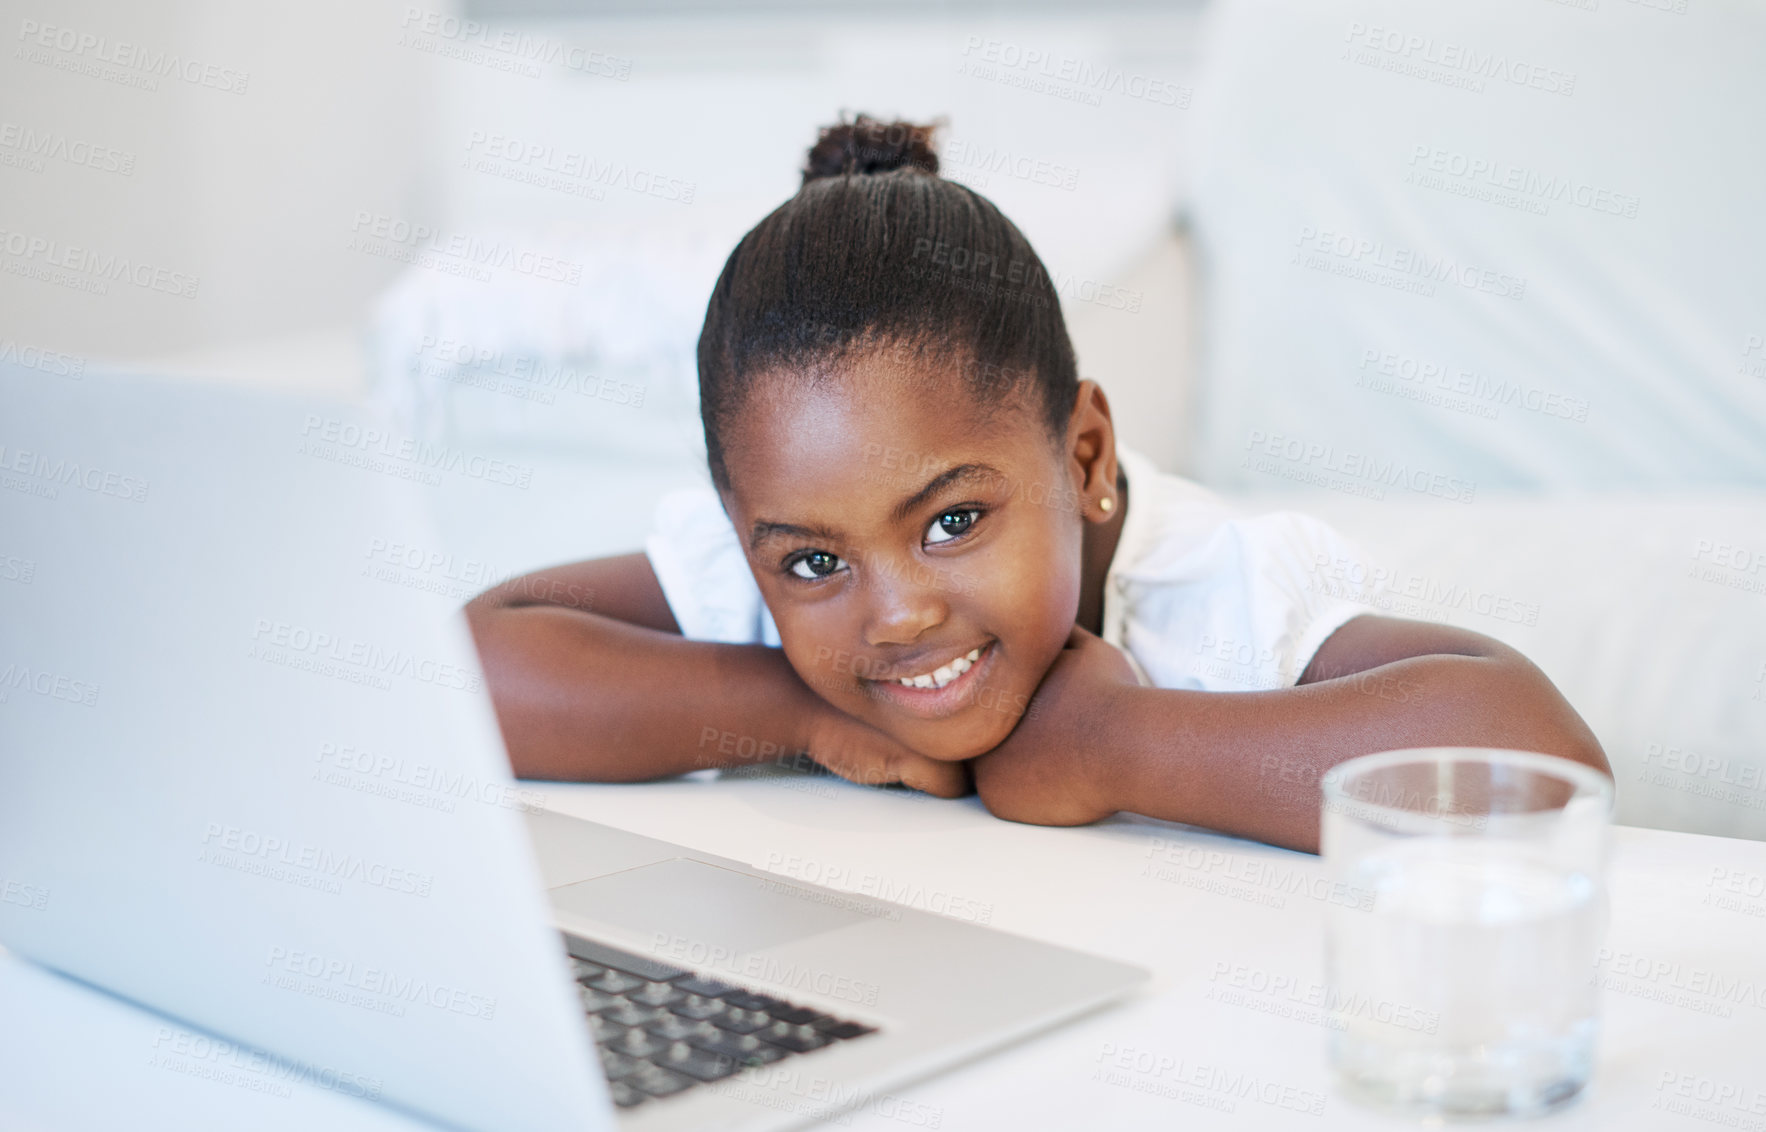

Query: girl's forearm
left=468, top=604, right=824, bottom=782
left=1103, top=652, right=1610, bottom=853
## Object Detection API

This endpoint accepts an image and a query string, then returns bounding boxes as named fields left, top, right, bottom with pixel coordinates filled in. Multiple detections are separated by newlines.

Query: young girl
left=466, top=115, right=1609, bottom=853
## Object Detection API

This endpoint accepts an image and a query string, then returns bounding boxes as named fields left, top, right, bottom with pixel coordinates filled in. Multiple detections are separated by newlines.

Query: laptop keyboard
left=564, top=935, right=879, bottom=1111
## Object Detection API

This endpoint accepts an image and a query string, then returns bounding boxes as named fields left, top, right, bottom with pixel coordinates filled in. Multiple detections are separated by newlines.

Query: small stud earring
left=1098, top=496, right=1114, bottom=513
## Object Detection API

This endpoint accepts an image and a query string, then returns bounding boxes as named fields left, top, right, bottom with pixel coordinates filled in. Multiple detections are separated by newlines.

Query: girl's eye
left=925, top=509, right=980, bottom=545
left=789, top=550, right=846, bottom=580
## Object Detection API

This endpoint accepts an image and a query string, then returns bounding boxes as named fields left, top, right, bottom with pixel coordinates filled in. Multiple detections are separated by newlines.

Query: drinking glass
left=1320, top=747, right=1614, bottom=1118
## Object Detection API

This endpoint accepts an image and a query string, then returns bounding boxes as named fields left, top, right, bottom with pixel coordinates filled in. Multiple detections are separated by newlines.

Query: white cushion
left=1264, top=490, right=1766, bottom=839
left=1187, top=0, right=1766, bottom=491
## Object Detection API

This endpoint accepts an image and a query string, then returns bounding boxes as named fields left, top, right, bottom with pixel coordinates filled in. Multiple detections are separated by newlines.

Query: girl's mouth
left=864, top=640, right=997, bottom=719
left=892, top=644, right=983, bottom=689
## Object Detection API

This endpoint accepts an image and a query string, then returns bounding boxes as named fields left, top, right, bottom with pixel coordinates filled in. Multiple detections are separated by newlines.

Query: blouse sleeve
left=642, top=484, right=781, bottom=647
left=1118, top=508, right=1384, bottom=692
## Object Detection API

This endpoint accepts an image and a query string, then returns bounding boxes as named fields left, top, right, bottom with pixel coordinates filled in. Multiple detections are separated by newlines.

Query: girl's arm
left=967, top=616, right=1611, bottom=853
left=464, top=554, right=969, bottom=796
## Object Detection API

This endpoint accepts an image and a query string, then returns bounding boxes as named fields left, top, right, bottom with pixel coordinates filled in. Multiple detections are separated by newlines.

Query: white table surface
left=6, top=771, right=1766, bottom=1131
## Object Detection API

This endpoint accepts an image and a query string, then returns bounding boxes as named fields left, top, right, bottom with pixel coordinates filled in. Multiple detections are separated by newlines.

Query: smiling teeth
left=898, top=647, right=984, bottom=689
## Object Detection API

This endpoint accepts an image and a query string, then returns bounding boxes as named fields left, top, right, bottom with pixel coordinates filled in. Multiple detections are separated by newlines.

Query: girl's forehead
left=718, top=362, right=1058, bottom=518
left=741, top=354, right=1035, bottom=441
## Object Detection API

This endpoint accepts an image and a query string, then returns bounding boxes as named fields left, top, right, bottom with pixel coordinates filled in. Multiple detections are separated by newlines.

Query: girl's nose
left=860, top=560, right=949, bottom=647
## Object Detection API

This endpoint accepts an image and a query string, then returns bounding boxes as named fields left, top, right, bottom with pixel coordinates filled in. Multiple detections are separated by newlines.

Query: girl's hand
left=968, top=626, right=1140, bottom=826
left=803, top=700, right=974, bottom=799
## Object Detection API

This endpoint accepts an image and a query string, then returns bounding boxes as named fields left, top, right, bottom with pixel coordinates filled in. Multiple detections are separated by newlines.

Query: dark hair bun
left=802, top=114, right=941, bottom=185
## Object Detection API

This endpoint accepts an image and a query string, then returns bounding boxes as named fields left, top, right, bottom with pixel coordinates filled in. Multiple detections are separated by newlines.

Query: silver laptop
left=0, top=366, right=1148, bottom=1131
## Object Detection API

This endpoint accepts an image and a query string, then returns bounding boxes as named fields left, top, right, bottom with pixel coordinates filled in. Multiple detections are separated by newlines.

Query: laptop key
left=715, top=1008, right=770, bottom=1034
left=761, top=1021, right=833, bottom=1053
left=672, top=975, right=736, bottom=998
left=607, top=1081, right=647, bottom=1109
left=569, top=958, right=608, bottom=982
left=587, top=970, right=647, bottom=995
left=659, top=1040, right=741, bottom=1083
left=810, top=1018, right=877, bottom=1040
left=630, top=980, right=686, bottom=1007
left=688, top=1029, right=789, bottom=1066
left=626, top=1063, right=694, bottom=1098
left=609, top=1027, right=669, bottom=1061
left=645, top=1015, right=718, bottom=1043
left=602, top=1002, right=669, bottom=1028
left=595, top=1049, right=645, bottom=1081
left=578, top=986, right=623, bottom=1013
left=589, top=1016, right=627, bottom=1044
left=672, top=994, right=727, bottom=1021
left=719, top=991, right=774, bottom=1011
left=766, top=1004, right=821, bottom=1025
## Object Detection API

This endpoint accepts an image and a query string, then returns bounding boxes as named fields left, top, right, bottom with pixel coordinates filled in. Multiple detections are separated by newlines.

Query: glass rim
left=1319, top=746, right=1615, bottom=818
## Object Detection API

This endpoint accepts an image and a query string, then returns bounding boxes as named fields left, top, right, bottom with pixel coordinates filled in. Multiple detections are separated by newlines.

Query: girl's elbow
left=1521, top=701, right=1611, bottom=781
left=1559, top=734, right=1612, bottom=780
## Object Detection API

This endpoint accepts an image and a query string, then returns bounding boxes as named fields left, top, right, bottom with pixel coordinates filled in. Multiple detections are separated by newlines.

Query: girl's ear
left=1065, top=380, right=1121, bottom=523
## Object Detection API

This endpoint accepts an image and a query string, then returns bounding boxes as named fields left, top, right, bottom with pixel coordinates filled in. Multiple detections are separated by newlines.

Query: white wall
left=419, top=9, right=1208, bottom=469
left=2, top=2, right=1207, bottom=466
left=0, top=0, right=444, bottom=373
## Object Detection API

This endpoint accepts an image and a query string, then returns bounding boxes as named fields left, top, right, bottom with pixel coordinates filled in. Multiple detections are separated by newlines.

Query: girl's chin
left=888, top=720, right=1016, bottom=763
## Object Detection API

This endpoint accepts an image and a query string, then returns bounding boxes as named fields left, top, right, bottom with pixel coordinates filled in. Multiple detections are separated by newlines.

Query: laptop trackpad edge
left=550, top=857, right=875, bottom=958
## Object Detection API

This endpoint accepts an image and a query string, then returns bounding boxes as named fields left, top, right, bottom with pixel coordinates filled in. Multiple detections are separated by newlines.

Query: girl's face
left=718, top=353, right=1114, bottom=762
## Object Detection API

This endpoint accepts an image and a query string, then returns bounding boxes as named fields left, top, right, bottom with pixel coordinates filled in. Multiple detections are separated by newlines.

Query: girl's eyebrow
left=748, top=462, right=1006, bottom=551
left=889, top=463, right=1004, bottom=523
left=749, top=519, right=841, bottom=551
